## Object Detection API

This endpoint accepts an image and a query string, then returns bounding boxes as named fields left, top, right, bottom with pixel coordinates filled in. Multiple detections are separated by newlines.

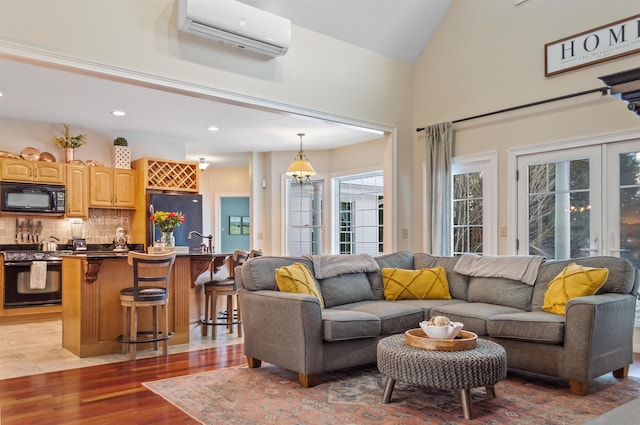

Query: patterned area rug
left=143, top=364, right=640, bottom=425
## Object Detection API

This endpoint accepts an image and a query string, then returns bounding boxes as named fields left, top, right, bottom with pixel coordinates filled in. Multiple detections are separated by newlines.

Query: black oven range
left=2, top=250, right=68, bottom=308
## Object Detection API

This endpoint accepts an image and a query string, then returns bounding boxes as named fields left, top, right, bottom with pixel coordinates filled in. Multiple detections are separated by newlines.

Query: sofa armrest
left=238, top=289, right=325, bottom=376
left=563, top=293, right=636, bottom=381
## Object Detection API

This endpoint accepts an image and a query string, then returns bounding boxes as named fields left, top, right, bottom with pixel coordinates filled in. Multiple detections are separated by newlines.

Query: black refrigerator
left=147, top=192, right=203, bottom=251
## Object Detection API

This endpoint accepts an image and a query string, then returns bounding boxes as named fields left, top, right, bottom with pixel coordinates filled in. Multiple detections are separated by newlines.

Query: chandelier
left=286, top=133, right=316, bottom=185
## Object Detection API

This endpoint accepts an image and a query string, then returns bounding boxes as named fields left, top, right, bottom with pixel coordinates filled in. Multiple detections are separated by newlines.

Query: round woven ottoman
left=377, top=334, right=507, bottom=420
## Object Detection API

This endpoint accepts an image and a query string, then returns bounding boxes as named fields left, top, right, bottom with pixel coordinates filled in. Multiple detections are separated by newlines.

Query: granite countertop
left=66, top=250, right=213, bottom=259
left=0, top=243, right=213, bottom=259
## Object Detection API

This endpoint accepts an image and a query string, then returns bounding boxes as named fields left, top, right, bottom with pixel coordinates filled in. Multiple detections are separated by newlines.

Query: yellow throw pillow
left=542, top=262, right=609, bottom=315
left=382, top=267, right=451, bottom=300
left=275, top=262, right=324, bottom=308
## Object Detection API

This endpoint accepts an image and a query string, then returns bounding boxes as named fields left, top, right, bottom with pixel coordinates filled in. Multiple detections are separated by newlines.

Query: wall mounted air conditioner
left=177, top=0, right=291, bottom=57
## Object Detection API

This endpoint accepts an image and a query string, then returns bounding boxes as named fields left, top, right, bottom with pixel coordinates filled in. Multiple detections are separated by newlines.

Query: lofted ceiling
left=0, top=0, right=451, bottom=167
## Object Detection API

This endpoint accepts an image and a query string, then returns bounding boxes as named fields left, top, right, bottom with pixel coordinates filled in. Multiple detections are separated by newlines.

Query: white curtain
left=424, top=122, right=453, bottom=255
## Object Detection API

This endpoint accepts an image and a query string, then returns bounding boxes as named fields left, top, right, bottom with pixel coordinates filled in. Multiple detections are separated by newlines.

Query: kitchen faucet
left=187, top=231, right=213, bottom=254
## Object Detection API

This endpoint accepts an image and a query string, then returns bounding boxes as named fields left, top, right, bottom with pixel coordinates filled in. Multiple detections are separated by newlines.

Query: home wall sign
left=545, top=14, right=640, bottom=77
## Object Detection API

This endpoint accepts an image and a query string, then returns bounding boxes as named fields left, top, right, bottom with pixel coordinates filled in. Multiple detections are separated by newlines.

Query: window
left=339, top=201, right=354, bottom=254
left=452, top=171, right=483, bottom=254
left=451, top=153, right=497, bottom=255
left=335, top=172, right=384, bottom=256
left=287, top=180, right=323, bottom=255
left=526, top=159, right=591, bottom=259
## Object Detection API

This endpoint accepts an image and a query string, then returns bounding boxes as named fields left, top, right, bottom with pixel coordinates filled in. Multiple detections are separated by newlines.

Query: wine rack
left=133, top=158, right=199, bottom=192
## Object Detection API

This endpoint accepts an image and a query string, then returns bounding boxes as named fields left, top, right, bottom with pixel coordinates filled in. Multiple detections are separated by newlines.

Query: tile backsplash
left=0, top=209, right=132, bottom=245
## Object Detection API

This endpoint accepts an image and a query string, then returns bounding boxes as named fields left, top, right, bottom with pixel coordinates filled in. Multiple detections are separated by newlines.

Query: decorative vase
left=64, top=148, right=74, bottom=163
left=161, top=231, right=175, bottom=248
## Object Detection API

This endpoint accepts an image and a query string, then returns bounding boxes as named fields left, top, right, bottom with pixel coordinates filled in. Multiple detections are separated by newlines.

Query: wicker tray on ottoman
left=405, top=328, right=478, bottom=351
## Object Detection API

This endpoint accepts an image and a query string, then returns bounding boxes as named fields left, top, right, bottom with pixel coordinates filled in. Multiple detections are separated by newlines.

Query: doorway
left=220, top=196, right=250, bottom=253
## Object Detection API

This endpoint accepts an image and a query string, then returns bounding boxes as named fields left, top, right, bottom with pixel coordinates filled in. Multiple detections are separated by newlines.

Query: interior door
left=220, top=196, right=250, bottom=253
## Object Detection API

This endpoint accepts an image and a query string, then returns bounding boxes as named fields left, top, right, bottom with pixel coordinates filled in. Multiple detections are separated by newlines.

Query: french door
left=516, top=140, right=639, bottom=267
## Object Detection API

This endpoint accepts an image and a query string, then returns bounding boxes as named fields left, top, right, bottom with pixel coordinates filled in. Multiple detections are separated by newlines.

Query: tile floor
left=0, top=319, right=242, bottom=380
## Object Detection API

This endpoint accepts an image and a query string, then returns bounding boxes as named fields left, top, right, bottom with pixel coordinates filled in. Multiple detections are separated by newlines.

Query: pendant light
left=198, top=157, right=210, bottom=171
left=286, top=133, right=316, bottom=185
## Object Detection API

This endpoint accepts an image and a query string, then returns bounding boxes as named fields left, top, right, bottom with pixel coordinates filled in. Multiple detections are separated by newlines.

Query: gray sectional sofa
left=236, top=251, right=638, bottom=395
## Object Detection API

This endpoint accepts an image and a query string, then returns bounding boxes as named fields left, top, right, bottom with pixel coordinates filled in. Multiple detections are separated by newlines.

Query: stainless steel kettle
left=41, top=236, right=59, bottom=251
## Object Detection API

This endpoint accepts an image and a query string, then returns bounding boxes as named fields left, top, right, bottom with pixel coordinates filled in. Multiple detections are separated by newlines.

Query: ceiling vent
left=599, top=68, right=640, bottom=116
left=177, top=0, right=291, bottom=57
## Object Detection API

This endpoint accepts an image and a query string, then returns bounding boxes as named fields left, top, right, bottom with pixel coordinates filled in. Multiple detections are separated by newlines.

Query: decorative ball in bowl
left=419, top=316, right=464, bottom=339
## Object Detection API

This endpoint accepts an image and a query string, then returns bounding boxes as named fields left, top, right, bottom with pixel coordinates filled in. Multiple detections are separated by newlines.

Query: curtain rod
left=416, top=86, right=609, bottom=132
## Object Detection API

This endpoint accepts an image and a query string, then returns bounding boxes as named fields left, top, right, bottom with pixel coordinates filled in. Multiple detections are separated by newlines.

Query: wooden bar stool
left=118, top=251, right=176, bottom=360
left=200, top=249, right=249, bottom=339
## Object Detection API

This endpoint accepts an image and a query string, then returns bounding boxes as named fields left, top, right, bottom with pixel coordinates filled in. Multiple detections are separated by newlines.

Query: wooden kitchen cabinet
left=132, top=158, right=199, bottom=192
left=65, top=164, right=89, bottom=218
left=1, top=158, right=64, bottom=184
left=89, top=167, right=136, bottom=208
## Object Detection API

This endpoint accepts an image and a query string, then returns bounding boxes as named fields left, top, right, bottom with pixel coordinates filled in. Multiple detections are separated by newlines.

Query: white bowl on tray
left=419, top=321, right=464, bottom=339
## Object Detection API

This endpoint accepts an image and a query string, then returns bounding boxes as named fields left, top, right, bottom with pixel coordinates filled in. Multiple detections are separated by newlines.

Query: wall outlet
left=401, top=228, right=409, bottom=238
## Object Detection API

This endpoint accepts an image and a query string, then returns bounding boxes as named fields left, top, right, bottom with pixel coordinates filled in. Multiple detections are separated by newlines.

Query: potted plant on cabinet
left=52, top=124, right=87, bottom=163
left=112, top=137, right=131, bottom=169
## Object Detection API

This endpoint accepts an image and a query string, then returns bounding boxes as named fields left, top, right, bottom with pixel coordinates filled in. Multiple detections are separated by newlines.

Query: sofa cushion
left=332, top=301, right=423, bottom=335
left=431, top=302, right=525, bottom=336
left=275, top=262, right=324, bottom=308
left=318, top=273, right=373, bottom=308
left=467, top=276, right=533, bottom=311
left=413, top=253, right=469, bottom=300
left=369, top=251, right=415, bottom=300
left=487, top=311, right=565, bottom=344
left=321, top=309, right=381, bottom=342
left=394, top=299, right=469, bottom=320
left=382, top=267, right=451, bottom=300
left=542, top=262, right=608, bottom=315
left=239, top=256, right=314, bottom=291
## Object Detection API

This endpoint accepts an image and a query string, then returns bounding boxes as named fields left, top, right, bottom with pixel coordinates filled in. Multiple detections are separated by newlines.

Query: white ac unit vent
left=177, top=0, right=291, bottom=57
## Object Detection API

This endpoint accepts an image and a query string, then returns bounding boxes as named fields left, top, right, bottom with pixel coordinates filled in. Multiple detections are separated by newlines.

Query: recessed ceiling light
left=111, top=110, right=126, bottom=116
left=207, top=126, right=219, bottom=131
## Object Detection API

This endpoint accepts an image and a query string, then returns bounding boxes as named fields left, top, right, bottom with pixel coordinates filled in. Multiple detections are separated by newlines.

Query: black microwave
left=1, top=182, right=66, bottom=214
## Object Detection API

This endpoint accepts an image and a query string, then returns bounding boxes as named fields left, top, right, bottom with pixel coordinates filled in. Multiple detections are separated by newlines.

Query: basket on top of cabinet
left=132, top=158, right=199, bottom=192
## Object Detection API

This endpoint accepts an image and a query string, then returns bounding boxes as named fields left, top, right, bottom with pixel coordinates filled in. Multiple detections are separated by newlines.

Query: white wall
left=259, top=138, right=386, bottom=255
left=0, top=115, right=385, bottom=254
left=412, top=0, right=640, bottom=254
left=6, top=1, right=637, bottom=255
left=0, top=117, right=183, bottom=164
left=0, top=0, right=414, bottom=252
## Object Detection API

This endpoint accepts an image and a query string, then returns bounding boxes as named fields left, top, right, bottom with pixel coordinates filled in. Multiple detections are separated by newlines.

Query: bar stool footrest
left=200, top=318, right=243, bottom=327
left=118, top=331, right=174, bottom=344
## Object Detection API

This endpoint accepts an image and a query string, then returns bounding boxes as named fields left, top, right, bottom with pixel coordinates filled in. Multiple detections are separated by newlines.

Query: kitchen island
left=61, top=251, right=213, bottom=357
